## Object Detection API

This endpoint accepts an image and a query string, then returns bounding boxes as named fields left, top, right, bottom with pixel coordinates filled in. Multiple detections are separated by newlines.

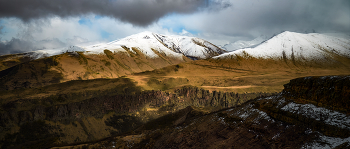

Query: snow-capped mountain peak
left=84, top=31, right=184, bottom=59
left=153, top=33, right=226, bottom=59
left=12, top=31, right=225, bottom=61
left=215, top=31, right=350, bottom=60
left=83, top=31, right=226, bottom=60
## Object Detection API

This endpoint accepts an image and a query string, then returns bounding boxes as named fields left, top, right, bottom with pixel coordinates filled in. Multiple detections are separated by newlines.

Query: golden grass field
left=130, top=53, right=350, bottom=93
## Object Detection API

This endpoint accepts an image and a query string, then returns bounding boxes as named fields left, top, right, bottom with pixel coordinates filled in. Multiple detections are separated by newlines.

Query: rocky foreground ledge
left=283, top=75, right=350, bottom=115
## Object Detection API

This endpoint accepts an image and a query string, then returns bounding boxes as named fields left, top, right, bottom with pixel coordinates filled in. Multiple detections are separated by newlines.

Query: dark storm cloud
left=204, top=0, right=232, bottom=11
left=0, top=26, right=4, bottom=34
left=0, top=38, right=34, bottom=55
left=188, top=0, right=350, bottom=40
left=0, top=0, right=207, bottom=26
left=0, top=38, right=66, bottom=55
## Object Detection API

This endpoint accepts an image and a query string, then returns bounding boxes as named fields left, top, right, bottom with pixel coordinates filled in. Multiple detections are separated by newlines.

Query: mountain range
left=0, top=31, right=349, bottom=148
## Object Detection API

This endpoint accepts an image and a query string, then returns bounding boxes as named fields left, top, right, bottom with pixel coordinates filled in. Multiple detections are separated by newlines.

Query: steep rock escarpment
left=70, top=76, right=350, bottom=149
left=0, top=86, right=272, bottom=148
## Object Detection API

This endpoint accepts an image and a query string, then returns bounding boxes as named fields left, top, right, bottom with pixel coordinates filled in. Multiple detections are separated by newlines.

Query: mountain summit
left=82, top=31, right=225, bottom=60
left=215, top=31, right=350, bottom=60
left=152, top=32, right=226, bottom=59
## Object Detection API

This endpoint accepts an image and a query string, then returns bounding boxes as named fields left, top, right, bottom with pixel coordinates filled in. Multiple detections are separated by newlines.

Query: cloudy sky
left=0, top=0, right=349, bottom=55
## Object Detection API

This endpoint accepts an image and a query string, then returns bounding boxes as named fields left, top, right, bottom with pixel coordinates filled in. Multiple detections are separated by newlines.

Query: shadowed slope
left=0, top=50, right=190, bottom=90
left=52, top=75, right=350, bottom=149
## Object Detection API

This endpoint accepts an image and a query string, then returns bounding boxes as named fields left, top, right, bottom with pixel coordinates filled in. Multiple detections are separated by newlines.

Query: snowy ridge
left=81, top=31, right=225, bottom=60
left=153, top=33, right=226, bottom=59
left=22, top=46, right=85, bottom=60
left=19, top=31, right=225, bottom=60
left=82, top=31, right=184, bottom=59
left=214, top=31, right=350, bottom=60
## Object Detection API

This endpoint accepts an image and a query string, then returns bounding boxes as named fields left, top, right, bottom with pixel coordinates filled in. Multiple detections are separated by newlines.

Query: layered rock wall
left=283, top=76, right=350, bottom=114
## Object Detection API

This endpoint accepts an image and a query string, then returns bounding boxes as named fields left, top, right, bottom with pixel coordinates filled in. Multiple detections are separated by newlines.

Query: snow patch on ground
left=281, top=102, right=350, bottom=129
left=303, top=134, right=350, bottom=149
left=229, top=103, right=275, bottom=123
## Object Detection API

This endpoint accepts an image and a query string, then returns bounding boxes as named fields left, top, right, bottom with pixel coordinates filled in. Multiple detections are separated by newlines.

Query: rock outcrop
left=283, top=75, right=350, bottom=114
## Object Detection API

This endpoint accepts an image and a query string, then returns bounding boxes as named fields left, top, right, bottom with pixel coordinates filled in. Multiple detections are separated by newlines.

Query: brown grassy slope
left=0, top=49, right=191, bottom=90
left=0, top=55, right=63, bottom=90
left=0, top=77, right=141, bottom=110
left=131, top=52, right=350, bottom=93
left=0, top=53, right=34, bottom=71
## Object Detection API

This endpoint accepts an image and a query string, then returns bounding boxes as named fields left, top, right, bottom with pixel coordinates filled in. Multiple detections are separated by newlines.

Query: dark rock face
left=255, top=95, right=350, bottom=139
left=174, top=86, right=270, bottom=108
left=0, top=86, right=271, bottom=126
left=128, top=76, right=350, bottom=149
left=0, top=86, right=271, bottom=148
left=283, top=76, right=350, bottom=114
left=101, top=100, right=321, bottom=149
left=15, top=75, right=350, bottom=149
left=149, top=110, right=316, bottom=149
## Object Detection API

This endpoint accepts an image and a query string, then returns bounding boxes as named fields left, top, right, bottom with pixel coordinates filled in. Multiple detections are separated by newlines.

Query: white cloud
left=0, top=16, right=178, bottom=54
left=158, top=0, right=350, bottom=45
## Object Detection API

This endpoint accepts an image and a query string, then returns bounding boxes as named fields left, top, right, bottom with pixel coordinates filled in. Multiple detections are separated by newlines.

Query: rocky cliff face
left=4, top=75, right=349, bottom=149
left=0, top=86, right=272, bottom=148
left=59, top=75, right=350, bottom=149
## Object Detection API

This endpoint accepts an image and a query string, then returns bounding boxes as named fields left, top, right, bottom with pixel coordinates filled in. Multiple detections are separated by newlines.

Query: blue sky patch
left=78, top=18, right=92, bottom=26
left=94, top=15, right=103, bottom=19
left=164, top=25, right=198, bottom=35
left=160, top=13, right=199, bottom=35
left=0, top=19, right=17, bottom=40
left=100, top=30, right=112, bottom=40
